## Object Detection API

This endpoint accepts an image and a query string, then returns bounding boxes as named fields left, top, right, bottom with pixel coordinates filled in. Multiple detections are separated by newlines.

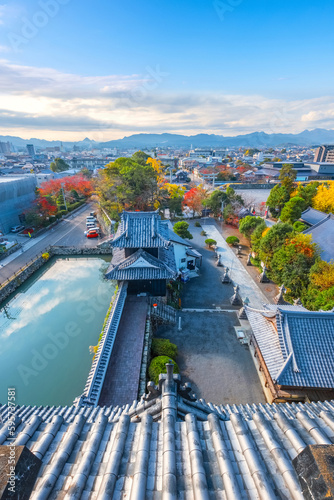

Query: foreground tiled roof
left=246, top=305, right=334, bottom=389
left=303, top=213, right=334, bottom=263
left=300, top=207, right=327, bottom=226
left=1, top=365, right=334, bottom=499
left=111, top=211, right=170, bottom=248
left=105, top=248, right=176, bottom=280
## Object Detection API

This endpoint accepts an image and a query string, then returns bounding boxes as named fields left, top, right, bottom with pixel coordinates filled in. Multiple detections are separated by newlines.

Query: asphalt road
left=0, top=204, right=106, bottom=284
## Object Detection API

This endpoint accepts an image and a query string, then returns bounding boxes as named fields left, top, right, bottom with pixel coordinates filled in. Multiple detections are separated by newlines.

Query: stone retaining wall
left=0, top=243, right=22, bottom=262
left=0, top=255, right=46, bottom=303
left=51, top=246, right=111, bottom=256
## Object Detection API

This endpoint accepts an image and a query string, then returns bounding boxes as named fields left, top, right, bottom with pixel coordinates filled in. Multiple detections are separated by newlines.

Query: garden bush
left=57, top=210, right=68, bottom=217
left=151, top=338, right=178, bottom=359
left=67, top=201, right=84, bottom=212
left=200, top=230, right=206, bottom=236
left=226, top=236, right=239, bottom=246
left=194, top=221, right=201, bottom=227
left=148, top=356, right=179, bottom=384
left=205, top=238, right=217, bottom=248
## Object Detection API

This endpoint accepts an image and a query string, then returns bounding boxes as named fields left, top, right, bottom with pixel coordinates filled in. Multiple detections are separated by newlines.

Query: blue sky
left=0, top=0, right=333, bottom=140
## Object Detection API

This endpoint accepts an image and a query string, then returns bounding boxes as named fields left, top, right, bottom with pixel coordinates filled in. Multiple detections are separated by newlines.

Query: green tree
left=50, top=158, right=70, bottom=172
left=266, top=184, right=290, bottom=217
left=279, top=163, right=297, bottom=194
left=168, top=196, right=183, bottom=217
left=226, top=236, right=239, bottom=246
left=205, top=190, right=228, bottom=216
left=280, top=196, right=306, bottom=223
left=81, top=167, right=92, bottom=178
left=173, top=221, right=193, bottom=239
left=239, top=216, right=266, bottom=240
left=294, top=181, right=319, bottom=207
left=258, top=222, right=294, bottom=263
left=250, top=220, right=267, bottom=253
left=205, top=238, right=217, bottom=248
left=131, top=150, right=150, bottom=166
left=95, top=156, right=160, bottom=213
left=293, top=221, right=307, bottom=232
left=269, top=235, right=318, bottom=298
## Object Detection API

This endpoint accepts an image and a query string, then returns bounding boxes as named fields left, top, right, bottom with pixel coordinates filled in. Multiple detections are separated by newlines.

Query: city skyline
left=0, top=0, right=333, bottom=140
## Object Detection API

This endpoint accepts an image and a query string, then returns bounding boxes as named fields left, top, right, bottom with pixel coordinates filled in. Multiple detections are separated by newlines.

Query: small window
left=181, top=258, right=186, bottom=263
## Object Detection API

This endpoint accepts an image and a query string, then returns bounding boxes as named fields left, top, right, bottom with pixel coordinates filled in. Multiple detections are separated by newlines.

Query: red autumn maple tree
left=182, top=186, right=208, bottom=216
left=39, top=175, right=93, bottom=198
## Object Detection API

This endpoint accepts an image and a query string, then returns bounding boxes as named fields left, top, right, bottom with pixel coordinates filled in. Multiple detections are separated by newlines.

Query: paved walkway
left=98, top=296, right=148, bottom=407
left=202, top=223, right=271, bottom=309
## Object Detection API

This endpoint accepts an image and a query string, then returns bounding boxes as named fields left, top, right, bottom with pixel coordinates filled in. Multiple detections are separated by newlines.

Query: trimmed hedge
left=226, top=236, right=239, bottom=246
left=57, top=210, right=68, bottom=217
left=67, top=201, right=85, bottom=212
left=148, top=356, right=179, bottom=384
left=151, top=338, right=178, bottom=359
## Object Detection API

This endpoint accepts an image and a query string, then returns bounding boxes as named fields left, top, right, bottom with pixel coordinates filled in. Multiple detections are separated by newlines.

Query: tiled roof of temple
left=105, top=248, right=177, bottom=281
left=1, top=364, right=334, bottom=499
left=111, top=211, right=170, bottom=248
left=246, top=305, right=334, bottom=388
left=303, top=213, right=334, bottom=263
left=300, top=207, right=327, bottom=226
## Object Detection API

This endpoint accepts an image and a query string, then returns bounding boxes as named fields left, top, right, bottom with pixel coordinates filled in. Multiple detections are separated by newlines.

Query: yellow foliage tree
left=312, top=181, right=334, bottom=213
left=147, top=157, right=165, bottom=186
left=164, top=183, right=186, bottom=198
left=310, top=260, right=334, bottom=291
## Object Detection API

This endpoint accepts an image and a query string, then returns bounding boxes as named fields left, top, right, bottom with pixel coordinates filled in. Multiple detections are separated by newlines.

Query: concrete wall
left=0, top=176, right=37, bottom=233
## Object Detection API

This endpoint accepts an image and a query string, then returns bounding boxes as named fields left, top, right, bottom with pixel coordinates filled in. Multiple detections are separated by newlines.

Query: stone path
left=98, top=296, right=148, bottom=407
left=202, top=223, right=271, bottom=309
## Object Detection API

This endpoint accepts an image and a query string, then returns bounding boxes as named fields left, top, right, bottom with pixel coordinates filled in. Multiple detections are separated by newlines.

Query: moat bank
left=0, top=256, right=116, bottom=406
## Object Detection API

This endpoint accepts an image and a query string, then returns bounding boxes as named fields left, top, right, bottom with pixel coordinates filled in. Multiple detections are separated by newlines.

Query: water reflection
left=0, top=258, right=115, bottom=406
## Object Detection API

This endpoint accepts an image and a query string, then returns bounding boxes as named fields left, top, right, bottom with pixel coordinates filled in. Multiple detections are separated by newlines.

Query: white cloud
left=0, top=60, right=333, bottom=140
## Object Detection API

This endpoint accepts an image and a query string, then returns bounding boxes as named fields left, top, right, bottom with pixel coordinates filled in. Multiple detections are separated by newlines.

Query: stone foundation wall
left=0, top=243, right=22, bottom=261
left=51, top=246, right=111, bottom=256
left=0, top=255, right=46, bottom=303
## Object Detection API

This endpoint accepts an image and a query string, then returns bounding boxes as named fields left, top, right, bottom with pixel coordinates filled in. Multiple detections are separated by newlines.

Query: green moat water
left=0, top=257, right=115, bottom=406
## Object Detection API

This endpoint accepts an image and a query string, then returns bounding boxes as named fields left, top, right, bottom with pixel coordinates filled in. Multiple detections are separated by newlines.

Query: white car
left=10, top=225, right=25, bottom=233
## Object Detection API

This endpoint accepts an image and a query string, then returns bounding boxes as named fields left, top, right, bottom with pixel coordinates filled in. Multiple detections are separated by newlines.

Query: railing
left=149, top=297, right=177, bottom=324
left=0, top=246, right=52, bottom=290
left=80, top=281, right=128, bottom=406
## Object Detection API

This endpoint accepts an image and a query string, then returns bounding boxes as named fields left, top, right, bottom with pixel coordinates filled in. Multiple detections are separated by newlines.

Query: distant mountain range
left=2, top=129, right=334, bottom=150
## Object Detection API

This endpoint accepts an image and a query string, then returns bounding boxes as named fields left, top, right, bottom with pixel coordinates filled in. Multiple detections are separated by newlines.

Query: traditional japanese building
left=246, top=304, right=334, bottom=403
left=105, top=211, right=177, bottom=296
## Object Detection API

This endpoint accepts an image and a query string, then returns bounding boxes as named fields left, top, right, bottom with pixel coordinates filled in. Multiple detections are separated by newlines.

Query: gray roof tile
left=303, top=213, right=334, bottom=262
left=111, top=211, right=170, bottom=248
left=246, top=305, right=334, bottom=389
left=1, top=366, right=334, bottom=498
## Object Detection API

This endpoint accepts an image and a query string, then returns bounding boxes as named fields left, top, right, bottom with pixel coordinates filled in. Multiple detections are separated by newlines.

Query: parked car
left=90, top=211, right=96, bottom=217
left=84, top=227, right=100, bottom=235
left=86, top=231, right=99, bottom=238
left=10, top=225, right=25, bottom=233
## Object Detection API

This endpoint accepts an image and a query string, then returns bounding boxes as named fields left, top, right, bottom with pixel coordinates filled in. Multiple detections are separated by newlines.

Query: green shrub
left=200, top=230, right=206, bottom=236
left=205, top=238, right=217, bottom=248
left=148, top=356, right=179, bottom=384
left=226, top=236, right=239, bottom=246
left=57, top=204, right=66, bottom=211
left=194, top=221, right=201, bottom=227
left=57, top=210, right=68, bottom=217
left=67, top=201, right=84, bottom=212
left=151, top=338, right=178, bottom=359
